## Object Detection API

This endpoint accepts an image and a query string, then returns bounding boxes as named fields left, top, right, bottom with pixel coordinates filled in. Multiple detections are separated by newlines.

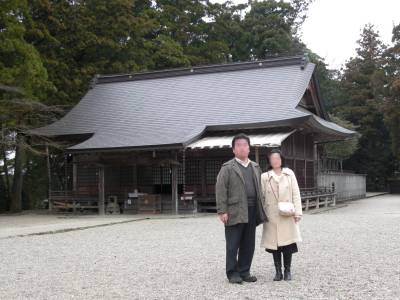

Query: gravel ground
left=0, top=194, right=399, bottom=299
left=0, top=214, right=150, bottom=239
left=0, top=213, right=202, bottom=239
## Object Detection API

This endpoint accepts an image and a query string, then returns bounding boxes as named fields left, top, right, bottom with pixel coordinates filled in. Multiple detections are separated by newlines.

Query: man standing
left=216, top=133, right=268, bottom=284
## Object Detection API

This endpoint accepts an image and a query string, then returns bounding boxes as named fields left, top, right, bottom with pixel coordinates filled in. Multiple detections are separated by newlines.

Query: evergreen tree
left=384, top=24, right=400, bottom=166
left=339, top=24, right=394, bottom=190
left=0, top=0, right=55, bottom=212
left=26, top=0, right=158, bottom=105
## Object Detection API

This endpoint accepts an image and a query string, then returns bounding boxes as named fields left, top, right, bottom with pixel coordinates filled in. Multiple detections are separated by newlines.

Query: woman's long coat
left=260, top=167, right=303, bottom=250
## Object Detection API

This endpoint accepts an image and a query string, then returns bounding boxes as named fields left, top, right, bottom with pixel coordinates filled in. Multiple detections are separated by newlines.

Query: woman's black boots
left=272, top=252, right=283, bottom=281
left=283, top=252, right=292, bottom=281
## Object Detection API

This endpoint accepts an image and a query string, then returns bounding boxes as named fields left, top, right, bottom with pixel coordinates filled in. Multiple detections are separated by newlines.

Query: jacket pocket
left=227, top=196, right=240, bottom=205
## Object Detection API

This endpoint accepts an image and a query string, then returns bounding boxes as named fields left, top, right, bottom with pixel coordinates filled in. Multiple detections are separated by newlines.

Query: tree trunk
left=10, top=133, right=25, bottom=212
left=1, top=124, right=11, bottom=209
left=1, top=146, right=11, bottom=210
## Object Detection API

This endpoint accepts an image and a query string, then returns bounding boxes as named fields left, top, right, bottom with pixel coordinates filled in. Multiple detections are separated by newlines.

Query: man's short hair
left=232, top=133, right=251, bottom=148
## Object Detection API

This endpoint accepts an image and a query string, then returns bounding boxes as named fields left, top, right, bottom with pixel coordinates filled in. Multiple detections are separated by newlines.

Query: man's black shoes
left=228, top=275, right=243, bottom=284
left=241, top=275, right=257, bottom=282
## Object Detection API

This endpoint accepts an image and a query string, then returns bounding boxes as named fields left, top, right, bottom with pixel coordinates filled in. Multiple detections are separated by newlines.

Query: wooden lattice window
left=259, top=159, right=268, bottom=172
left=295, top=133, right=305, bottom=158
left=178, top=165, right=184, bottom=184
left=120, top=166, right=134, bottom=186
left=206, top=160, right=223, bottom=184
left=152, top=166, right=184, bottom=185
left=162, top=167, right=171, bottom=184
left=294, top=160, right=305, bottom=188
left=152, top=167, right=161, bottom=184
left=305, top=135, right=314, bottom=159
left=285, top=158, right=294, bottom=170
left=77, top=165, right=98, bottom=185
left=138, top=166, right=153, bottom=185
left=185, top=160, right=201, bottom=184
left=306, top=161, right=314, bottom=188
left=283, top=134, right=294, bottom=156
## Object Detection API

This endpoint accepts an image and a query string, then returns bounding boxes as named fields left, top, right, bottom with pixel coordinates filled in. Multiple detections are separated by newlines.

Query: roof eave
left=181, top=117, right=310, bottom=147
left=310, top=73, right=330, bottom=120
left=65, top=117, right=311, bottom=152
left=66, top=143, right=185, bottom=154
left=204, top=116, right=310, bottom=132
left=304, top=115, right=358, bottom=141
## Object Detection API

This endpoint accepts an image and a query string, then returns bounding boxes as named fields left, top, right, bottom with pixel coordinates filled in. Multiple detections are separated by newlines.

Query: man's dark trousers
left=224, top=205, right=256, bottom=279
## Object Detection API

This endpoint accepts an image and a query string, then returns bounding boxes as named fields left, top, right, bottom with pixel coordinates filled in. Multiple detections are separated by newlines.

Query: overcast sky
left=210, top=0, right=400, bottom=69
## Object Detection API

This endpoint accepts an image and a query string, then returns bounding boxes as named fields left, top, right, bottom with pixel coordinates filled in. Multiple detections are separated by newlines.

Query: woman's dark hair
left=231, top=133, right=250, bottom=148
left=267, top=148, right=286, bottom=170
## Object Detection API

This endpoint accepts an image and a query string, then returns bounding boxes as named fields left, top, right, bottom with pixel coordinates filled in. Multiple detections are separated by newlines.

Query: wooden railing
left=49, top=190, right=99, bottom=213
left=49, top=186, right=337, bottom=214
left=300, top=185, right=336, bottom=211
left=188, top=185, right=337, bottom=213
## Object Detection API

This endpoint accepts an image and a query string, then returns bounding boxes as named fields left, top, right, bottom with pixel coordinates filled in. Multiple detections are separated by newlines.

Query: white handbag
left=278, top=201, right=295, bottom=216
left=268, top=173, right=295, bottom=217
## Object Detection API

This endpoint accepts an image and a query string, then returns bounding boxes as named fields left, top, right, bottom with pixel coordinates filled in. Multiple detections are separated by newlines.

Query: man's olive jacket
left=215, top=158, right=268, bottom=226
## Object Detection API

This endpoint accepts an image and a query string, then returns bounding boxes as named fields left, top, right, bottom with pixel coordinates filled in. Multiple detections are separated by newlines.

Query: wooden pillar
left=200, top=159, right=207, bottom=197
left=171, top=165, right=178, bottom=214
left=132, top=163, right=138, bottom=190
left=182, top=149, right=186, bottom=195
left=64, top=154, right=68, bottom=191
left=45, top=143, right=53, bottom=212
left=255, top=146, right=260, bottom=164
left=293, top=159, right=297, bottom=174
left=72, top=155, right=77, bottom=191
left=304, top=134, right=307, bottom=188
left=98, top=165, right=105, bottom=215
left=304, top=159, right=307, bottom=188
left=171, top=152, right=178, bottom=214
left=313, top=143, right=318, bottom=188
left=72, top=156, right=78, bottom=214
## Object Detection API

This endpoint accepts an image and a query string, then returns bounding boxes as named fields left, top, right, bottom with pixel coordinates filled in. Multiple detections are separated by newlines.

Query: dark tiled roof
left=30, top=55, right=355, bottom=150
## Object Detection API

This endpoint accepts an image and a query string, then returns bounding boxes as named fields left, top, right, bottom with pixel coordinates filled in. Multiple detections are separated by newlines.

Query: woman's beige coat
left=260, top=167, right=303, bottom=250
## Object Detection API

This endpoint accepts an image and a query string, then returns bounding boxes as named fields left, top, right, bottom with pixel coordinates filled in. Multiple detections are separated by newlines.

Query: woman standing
left=260, top=149, right=303, bottom=281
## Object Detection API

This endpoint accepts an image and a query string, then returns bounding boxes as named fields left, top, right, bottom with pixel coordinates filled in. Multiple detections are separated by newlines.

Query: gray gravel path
left=0, top=194, right=399, bottom=299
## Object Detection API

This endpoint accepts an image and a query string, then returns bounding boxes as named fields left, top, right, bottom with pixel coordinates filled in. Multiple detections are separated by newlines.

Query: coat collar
left=224, top=157, right=260, bottom=168
left=266, top=167, right=291, bottom=181
left=234, top=157, right=251, bottom=167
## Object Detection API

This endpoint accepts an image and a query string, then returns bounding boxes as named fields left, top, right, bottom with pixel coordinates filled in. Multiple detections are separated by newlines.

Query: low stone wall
left=317, top=171, right=366, bottom=201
